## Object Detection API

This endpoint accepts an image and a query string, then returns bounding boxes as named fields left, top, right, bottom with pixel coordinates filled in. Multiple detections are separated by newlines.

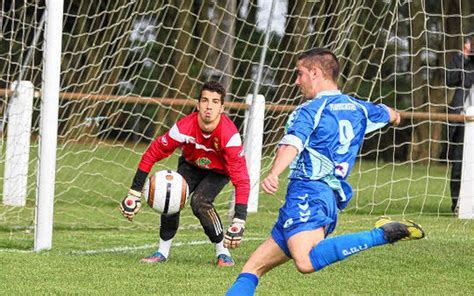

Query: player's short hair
left=200, top=81, right=226, bottom=104
left=298, top=48, right=339, bottom=82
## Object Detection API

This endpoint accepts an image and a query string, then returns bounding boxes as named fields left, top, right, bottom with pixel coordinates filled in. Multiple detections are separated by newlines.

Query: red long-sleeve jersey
left=139, top=112, right=250, bottom=206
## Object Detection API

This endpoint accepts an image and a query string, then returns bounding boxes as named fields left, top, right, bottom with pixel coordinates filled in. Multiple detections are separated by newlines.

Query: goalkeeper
left=120, top=81, right=249, bottom=267
left=226, top=48, right=425, bottom=295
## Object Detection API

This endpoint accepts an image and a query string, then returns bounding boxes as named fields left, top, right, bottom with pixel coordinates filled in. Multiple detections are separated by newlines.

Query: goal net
left=1, top=0, right=472, bottom=250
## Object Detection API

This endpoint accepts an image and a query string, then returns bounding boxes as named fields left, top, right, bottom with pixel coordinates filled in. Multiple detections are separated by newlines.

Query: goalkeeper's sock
left=226, top=273, right=259, bottom=296
left=215, top=240, right=231, bottom=257
left=310, top=228, right=387, bottom=271
left=158, top=238, right=173, bottom=258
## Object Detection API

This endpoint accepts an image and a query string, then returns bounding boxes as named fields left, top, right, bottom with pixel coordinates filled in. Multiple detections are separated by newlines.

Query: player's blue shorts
left=271, top=179, right=338, bottom=258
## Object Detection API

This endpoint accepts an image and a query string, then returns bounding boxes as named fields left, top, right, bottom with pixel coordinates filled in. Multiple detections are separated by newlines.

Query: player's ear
left=313, top=66, right=321, bottom=79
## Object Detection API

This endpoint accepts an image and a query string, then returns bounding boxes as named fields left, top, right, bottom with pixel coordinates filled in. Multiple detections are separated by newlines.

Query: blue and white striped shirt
left=280, top=90, right=390, bottom=209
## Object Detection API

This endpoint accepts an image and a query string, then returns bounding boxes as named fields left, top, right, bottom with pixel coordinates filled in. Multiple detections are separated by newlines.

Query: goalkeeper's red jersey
left=138, top=112, right=250, bottom=205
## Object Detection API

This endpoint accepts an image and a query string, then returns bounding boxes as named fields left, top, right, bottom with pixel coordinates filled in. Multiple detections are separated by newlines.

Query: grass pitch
left=0, top=146, right=473, bottom=295
left=1, top=212, right=472, bottom=295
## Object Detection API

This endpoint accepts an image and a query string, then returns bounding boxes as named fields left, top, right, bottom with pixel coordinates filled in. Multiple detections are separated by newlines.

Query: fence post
left=2, top=81, right=34, bottom=206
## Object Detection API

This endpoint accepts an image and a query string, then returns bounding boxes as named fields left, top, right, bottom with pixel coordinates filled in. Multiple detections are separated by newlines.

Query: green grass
left=0, top=144, right=473, bottom=295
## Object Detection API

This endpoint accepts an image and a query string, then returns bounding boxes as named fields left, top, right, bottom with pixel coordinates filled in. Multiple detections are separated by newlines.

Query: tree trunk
left=274, top=0, right=312, bottom=103
left=409, top=0, right=430, bottom=161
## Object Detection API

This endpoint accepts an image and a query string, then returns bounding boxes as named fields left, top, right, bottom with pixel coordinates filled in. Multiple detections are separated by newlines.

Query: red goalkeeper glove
left=119, top=189, right=142, bottom=221
left=224, top=218, right=245, bottom=249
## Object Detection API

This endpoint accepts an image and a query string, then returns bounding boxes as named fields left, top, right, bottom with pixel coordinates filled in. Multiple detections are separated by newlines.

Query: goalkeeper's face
left=197, top=90, right=224, bottom=127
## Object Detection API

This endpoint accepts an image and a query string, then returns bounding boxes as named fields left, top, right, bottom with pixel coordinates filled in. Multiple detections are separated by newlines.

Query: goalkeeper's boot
left=375, top=216, right=425, bottom=243
left=217, top=254, right=235, bottom=267
left=141, top=251, right=167, bottom=263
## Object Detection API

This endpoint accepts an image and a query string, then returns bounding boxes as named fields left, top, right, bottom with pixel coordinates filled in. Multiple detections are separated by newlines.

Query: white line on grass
left=71, top=237, right=265, bottom=255
left=0, top=248, right=33, bottom=253
left=0, top=237, right=265, bottom=255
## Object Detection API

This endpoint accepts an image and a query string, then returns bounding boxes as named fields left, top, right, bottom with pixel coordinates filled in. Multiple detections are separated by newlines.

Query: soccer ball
left=143, top=170, right=189, bottom=215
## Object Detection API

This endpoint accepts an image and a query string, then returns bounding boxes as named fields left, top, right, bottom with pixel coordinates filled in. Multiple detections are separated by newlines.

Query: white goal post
left=34, top=0, right=64, bottom=251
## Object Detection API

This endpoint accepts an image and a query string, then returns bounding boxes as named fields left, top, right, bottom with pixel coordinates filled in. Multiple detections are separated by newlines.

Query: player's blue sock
left=310, top=228, right=387, bottom=271
left=226, top=272, right=259, bottom=296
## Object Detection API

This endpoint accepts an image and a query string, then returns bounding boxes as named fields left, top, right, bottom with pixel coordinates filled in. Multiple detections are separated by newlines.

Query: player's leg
left=288, top=219, right=424, bottom=273
left=190, top=170, right=231, bottom=265
left=241, top=236, right=291, bottom=276
left=227, top=190, right=297, bottom=295
left=226, top=237, right=290, bottom=296
left=287, top=227, right=324, bottom=273
left=142, top=157, right=204, bottom=263
left=289, top=226, right=388, bottom=273
left=281, top=180, right=420, bottom=273
left=450, top=160, right=462, bottom=213
left=142, top=212, right=181, bottom=263
left=449, top=125, right=463, bottom=213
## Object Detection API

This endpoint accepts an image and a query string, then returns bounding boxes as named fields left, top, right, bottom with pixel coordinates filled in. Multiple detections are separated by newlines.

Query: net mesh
left=0, top=0, right=473, bottom=247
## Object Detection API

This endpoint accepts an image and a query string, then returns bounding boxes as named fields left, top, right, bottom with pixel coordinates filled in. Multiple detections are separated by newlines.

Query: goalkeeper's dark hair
left=298, top=48, right=340, bottom=82
left=200, top=81, right=226, bottom=104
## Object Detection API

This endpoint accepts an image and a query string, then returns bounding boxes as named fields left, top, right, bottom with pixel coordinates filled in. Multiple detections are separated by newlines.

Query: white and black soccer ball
left=143, top=170, right=189, bottom=215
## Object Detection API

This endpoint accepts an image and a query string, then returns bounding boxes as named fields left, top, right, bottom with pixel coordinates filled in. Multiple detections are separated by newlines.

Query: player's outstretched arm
left=119, top=127, right=177, bottom=221
left=262, top=144, right=298, bottom=194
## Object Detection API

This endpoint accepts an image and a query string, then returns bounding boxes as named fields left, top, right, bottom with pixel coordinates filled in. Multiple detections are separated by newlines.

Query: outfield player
left=120, top=81, right=249, bottom=267
left=226, top=48, right=425, bottom=295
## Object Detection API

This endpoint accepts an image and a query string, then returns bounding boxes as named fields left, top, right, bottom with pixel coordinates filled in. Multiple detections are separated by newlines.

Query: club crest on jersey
left=195, top=157, right=211, bottom=169
left=161, top=135, right=168, bottom=146
left=213, top=137, right=219, bottom=151
left=238, top=149, right=245, bottom=158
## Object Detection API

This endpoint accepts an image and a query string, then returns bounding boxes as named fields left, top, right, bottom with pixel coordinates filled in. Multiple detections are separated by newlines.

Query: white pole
left=458, top=88, right=474, bottom=219
left=243, top=94, right=265, bottom=213
left=237, top=0, right=275, bottom=214
left=34, top=0, right=64, bottom=251
left=228, top=94, right=265, bottom=218
left=3, top=81, right=34, bottom=206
